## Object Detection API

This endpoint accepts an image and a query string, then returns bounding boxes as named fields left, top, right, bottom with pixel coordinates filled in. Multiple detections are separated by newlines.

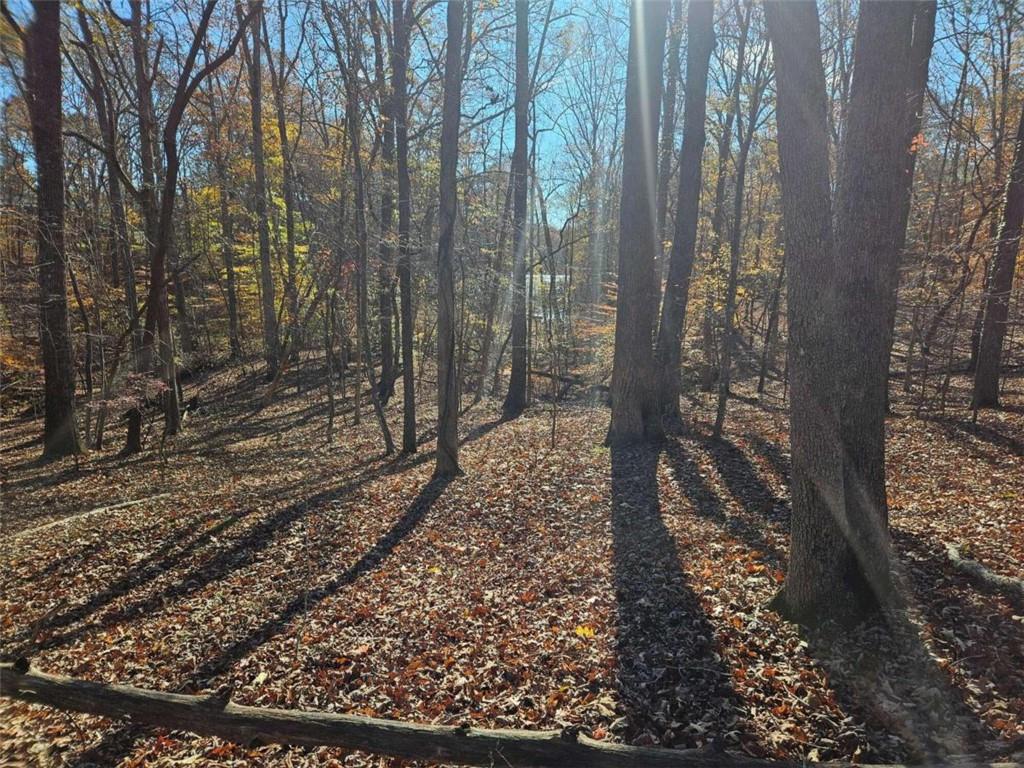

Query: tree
left=606, top=0, right=670, bottom=445
left=435, top=0, right=465, bottom=477
left=502, top=0, right=530, bottom=419
left=766, top=0, right=935, bottom=623
left=973, top=102, right=1024, bottom=408
left=655, top=0, right=715, bottom=422
left=242, top=0, right=280, bottom=380
left=393, top=0, right=417, bottom=453
left=714, top=8, right=771, bottom=438
left=4, top=1, right=84, bottom=458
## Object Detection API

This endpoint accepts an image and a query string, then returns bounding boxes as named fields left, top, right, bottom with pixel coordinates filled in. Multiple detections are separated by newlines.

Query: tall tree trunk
left=606, top=0, right=671, bottom=445
left=714, top=20, right=768, bottom=438
left=371, top=1, right=396, bottom=405
left=25, top=1, right=82, bottom=459
left=763, top=0, right=847, bottom=626
left=767, top=0, right=935, bottom=624
left=502, top=0, right=530, bottom=419
left=655, top=0, right=684, bottom=254
left=124, top=0, right=161, bottom=454
left=435, top=0, right=464, bottom=477
left=655, top=0, right=715, bottom=421
left=265, top=6, right=300, bottom=359
left=243, top=0, right=280, bottom=380
left=831, top=0, right=934, bottom=613
left=393, top=0, right=417, bottom=453
left=973, top=102, right=1024, bottom=408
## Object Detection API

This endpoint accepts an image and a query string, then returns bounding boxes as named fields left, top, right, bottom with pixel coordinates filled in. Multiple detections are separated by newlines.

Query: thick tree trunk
left=973, top=103, right=1024, bottom=408
left=655, top=0, right=715, bottom=422
left=763, top=0, right=848, bottom=626
left=832, top=0, right=935, bottom=612
left=503, top=0, right=530, bottom=419
left=435, top=0, right=464, bottom=477
left=393, top=0, right=417, bottom=453
left=767, top=0, right=935, bottom=624
left=606, top=0, right=671, bottom=445
left=244, top=1, right=280, bottom=380
left=26, top=2, right=82, bottom=459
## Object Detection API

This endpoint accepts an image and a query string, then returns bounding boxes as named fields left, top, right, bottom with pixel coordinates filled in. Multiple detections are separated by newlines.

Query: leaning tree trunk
left=435, top=0, right=465, bottom=477
left=973, top=101, right=1024, bottom=408
left=606, top=0, right=671, bottom=445
left=25, top=1, right=82, bottom=459
left=502, top=0, right=531, bottom=419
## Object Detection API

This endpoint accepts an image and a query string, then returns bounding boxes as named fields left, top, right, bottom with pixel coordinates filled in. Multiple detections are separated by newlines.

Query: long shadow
left=800, top=529, right=1010, bottom=762
left=740, top=432, right=790, bottom=484
left=610, top=443, right=741, bottom=749
left=700, top=436, right=789, bottom=527
left=2, top=508, right=251, bottom=655
left=661, top=438, right=786, bottom=571
left=14, top=416, right=505, bottom=656
left=71, top=475, right=452, bottom=766
left=921, top=414, right=1023, bottom=458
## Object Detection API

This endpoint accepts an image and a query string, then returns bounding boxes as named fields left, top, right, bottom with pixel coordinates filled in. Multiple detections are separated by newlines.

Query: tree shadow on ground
left=795, top=532, right=1012, bottom=763
left=661, top=437, right=786, bottom=571
left=610, top=443, right=743, bottom=750
left=70, top=475, right=453, bottom=766
left=921, top=414, right=1023, bottom=458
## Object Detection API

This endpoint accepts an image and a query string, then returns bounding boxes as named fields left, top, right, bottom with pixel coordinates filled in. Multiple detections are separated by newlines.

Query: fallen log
left=0, top=663, right=1018, bottom=768
left=945, top=543, right=1024, bottom=604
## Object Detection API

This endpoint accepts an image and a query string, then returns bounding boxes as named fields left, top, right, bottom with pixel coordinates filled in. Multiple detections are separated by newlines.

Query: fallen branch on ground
left=944, top=543, right=1024, bottom=604
left=0, top=663, right=1018, bottom=768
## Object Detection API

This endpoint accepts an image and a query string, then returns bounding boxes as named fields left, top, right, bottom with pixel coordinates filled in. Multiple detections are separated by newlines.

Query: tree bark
left=393, top=0, right=417, bottom=453
left=25, top=1, right=82, bottom=459
left=371, top=1, right=396, bottom=405
left=766, top=0, right=935, bottom=624
left=243, top=0, right=280, bottom=380
left=606, top=0, right=671, bottom=445
left=763, top=0, right=848, bottom=626
left=655, top=0, right=683, bottom=254
left=831, top=0, right=935, bottom=612
left=435, top=0, right=464, bottom=477
left=655, top=1, right=714, bottom=423
left=973, top=102, right=1024, bottom=408
left=23, top=3, right=82, bottom=460
left=264, top=2, right=301, bottom=358
left=503, top=0, right=531, bottom=419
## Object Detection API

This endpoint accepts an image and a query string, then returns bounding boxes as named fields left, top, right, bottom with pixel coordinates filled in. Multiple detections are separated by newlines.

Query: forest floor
left=1, top=358, right=1022, bottom=767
